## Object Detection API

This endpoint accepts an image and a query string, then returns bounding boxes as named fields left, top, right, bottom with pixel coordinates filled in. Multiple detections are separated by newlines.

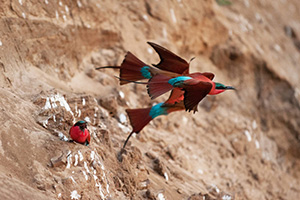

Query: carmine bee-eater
left=69, top=121, right=90, bottom=146
left=147, top=72, right=235, bottom=112
left=95, top=42, right=191, bottom=84
left=96, top=42, right=235, bottom=147
left=123, top=91, right=185, bottom=148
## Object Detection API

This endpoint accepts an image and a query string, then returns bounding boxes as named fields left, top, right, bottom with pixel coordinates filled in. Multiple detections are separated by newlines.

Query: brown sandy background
left=0, top=0, right=300, bottom=199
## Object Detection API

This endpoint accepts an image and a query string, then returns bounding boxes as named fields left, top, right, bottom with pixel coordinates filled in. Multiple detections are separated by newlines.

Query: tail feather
left=95, top=66, right=120, bottom=70
left=126, top=108, right=153, bottom=134
left=120, top=52, right=148, bottom=85
left=147, top=74, right=173, bottom=99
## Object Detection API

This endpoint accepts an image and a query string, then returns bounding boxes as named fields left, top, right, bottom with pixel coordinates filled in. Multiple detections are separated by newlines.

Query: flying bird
left=123, top=91, right=185, bottom=148
left=69, top=120, right=90, bottom=146
left=96, top=42, right=235, bottom=148
left=96, top=42, right=191, bottom=84
left=147, top=72, right=235, bottom=112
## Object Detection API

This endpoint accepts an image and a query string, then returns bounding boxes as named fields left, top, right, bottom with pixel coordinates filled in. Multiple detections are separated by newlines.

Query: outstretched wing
left=147, top=42, right=189, bottom=74
left=201, top=72, right=215, bottom=80
left=183, top=81, right=212, bottom=112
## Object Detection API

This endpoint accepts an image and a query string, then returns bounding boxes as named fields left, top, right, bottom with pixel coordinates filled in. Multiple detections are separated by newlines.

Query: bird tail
left=126, top=107, right=153, bottom=134
left=147, top=74, right=173, bottom=99
left=95, top=66, right=120, bottom=70
left=123, top=107, right=153, bottom=148
left=95, top=52, right=149, bottom=85
left=119, top=52, right=150, bottom=85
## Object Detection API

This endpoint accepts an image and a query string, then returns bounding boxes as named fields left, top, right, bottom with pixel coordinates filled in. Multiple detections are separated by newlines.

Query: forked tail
left=95, top=52, right=150, bottom=85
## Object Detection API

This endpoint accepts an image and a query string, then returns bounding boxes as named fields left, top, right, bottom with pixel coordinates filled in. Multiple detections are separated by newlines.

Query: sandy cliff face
left=0, top=0, right=300, bottom=199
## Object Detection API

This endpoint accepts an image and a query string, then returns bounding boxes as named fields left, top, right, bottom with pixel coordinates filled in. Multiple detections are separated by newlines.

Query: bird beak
left=225, top=86, right=235, bottom=90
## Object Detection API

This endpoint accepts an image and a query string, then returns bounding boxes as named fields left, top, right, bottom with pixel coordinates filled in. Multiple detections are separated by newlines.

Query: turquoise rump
left=140, top=66, right=152, bottom=79
left=149, top=103, right=168, bottom=118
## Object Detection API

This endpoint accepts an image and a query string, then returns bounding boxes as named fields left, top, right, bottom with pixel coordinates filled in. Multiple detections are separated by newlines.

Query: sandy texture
left=0, top=0, right=300, bottom=199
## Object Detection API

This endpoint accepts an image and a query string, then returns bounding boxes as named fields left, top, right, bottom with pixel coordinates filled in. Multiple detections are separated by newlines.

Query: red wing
left=147, top=42, right=189, bottom=74
left=201, top=72, right=215, bottom=80
left=183, top=82, right=212, bottom=112
left=165, top=88, right=185, bottom=105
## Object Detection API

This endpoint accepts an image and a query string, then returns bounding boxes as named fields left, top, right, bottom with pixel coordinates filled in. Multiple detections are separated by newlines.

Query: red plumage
left=126, top=108, right=153, bottom=134
left=147, top=74, right=174, bottom=99
left=119, top=52, right=148, bottom=85
left=69, top=121, right=90, bottom=145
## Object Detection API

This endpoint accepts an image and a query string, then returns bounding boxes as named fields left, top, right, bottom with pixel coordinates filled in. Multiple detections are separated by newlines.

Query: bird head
left=74, top=120, right=87, bottom=132
left=212, top=82, right=235, bottom=95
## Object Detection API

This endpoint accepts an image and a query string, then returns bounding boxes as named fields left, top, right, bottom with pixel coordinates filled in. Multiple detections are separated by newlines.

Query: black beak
left=225, top=86, right=235, bottom=90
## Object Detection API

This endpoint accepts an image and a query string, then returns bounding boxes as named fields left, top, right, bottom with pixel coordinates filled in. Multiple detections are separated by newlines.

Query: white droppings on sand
left=211, top=184, right=220, bottom=193
left=82, top=170, right=88, bottom=180
left=19, top=0, right=22, bottom=5
left=65, top=5, right=69, bottom=13
left=170, top=8, right=177, bottom=23
left=255, top=13, right=262, bottom=22
left=66, top=154, right=72, bottom=169
left=44, top=94, right=73, bottom=117
left=77, top=109, right=81, bottom=117
left=147, top=47, right=153, bottom=54
left=62, top=15, right=67, bottom=21
left=143, top=14, right=148, bottom=21
left=84, top=161, right=90, bottom=173
left=55, top=10, right=59, bottom=19
left=77, top=0, right=82, bottom=7
left=118, top=123, right=131, bottom=133
left=84, top=116, right=91, bottom=123
left=78, top=150, right=84, bottom=161
left=0, top=40, right=2, bottom=46
left=70, top=190, right=80, bottom=199
left=22, top=12, right=26, bottom=19
left=70, top=176, right=76, bottom=184
left=58, top=1, right=63, bottom=6
left=58, top=193, right=61, bottom=198
left=119, top=91, right=125, bottom=99
left=157, top=193, right=166, bottom=200
left=82, top=98, right=86, bottom=106
left=182, top=116, right=188, bottom=125
left=164, top=172, right=169, bottom=181
left=90, top=151, right=95, bottom=161
left=252, top=120, right=257, bottom=130
left=58, top=132, right=69, bottom=141
left=162, top=27, right=168, bottom=39
left=197, top=169, right=204, bottom=174
left=42, top=119, right=48, bottom=128
left=94, top=107, right=98, bottom=117
left=244, top=130, right=252, bottom=142
left=255, top=140, right=260, bottom=149
left=274, top=44, right=282, bottom=52
left=222, top=194, right=232, bottom=200
left=74, top=154, right=78, bottom=166
left=45, top=0, right=48, bottom=4
left=44, top=98, right=51, bottom=109
left=119, top=113, right=127, bottom=124
left=255, top=43, right=264, bottom=54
